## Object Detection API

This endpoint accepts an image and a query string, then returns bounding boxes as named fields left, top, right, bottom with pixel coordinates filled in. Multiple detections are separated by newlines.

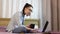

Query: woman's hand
left=30, top=29, right=39, bottom=33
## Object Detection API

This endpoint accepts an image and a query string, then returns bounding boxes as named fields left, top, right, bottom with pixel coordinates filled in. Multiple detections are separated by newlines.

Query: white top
left=6, top=11, right=25, bottom=32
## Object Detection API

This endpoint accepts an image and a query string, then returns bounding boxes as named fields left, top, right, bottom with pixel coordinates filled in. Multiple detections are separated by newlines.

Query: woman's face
left=24, top=7, right=32, bottom=16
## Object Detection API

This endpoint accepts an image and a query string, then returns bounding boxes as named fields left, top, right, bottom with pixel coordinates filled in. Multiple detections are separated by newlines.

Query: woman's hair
left=22, top=3, right=33, bottom=15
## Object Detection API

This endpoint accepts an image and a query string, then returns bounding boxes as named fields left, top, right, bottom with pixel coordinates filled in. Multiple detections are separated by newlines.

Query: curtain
left=1, top=0, right=41, bottom=19
left=51, top=0, right=60, bottom=32
left=2, top=0, right=19, bottom=18
left=0, top=0, right=2, bottom=17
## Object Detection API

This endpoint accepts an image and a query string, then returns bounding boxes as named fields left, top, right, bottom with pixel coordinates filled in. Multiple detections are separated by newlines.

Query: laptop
left=42, top=21, right=49, bottom=32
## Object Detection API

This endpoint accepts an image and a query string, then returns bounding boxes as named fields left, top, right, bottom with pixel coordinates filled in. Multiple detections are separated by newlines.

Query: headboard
left=0, top=18, right=10, bottom=26
left=0, top=18, right=40, bottom=28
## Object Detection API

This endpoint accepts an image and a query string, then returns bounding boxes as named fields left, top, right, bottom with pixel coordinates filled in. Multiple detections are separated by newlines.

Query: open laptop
left=42, top=21, right=49, bottom=32
left=34, top=21, right=49, bottom=33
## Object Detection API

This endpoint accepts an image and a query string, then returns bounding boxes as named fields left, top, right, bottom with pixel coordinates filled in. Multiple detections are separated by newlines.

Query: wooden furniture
left=0, top=18, right=40, bottom=32
left=0, top=18, right=40, bottom=27
left=0, top=18, right=10, bottom=26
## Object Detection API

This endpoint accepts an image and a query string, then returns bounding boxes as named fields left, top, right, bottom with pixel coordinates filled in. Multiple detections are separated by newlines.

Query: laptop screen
left=42, top=21, right=49, bottom=32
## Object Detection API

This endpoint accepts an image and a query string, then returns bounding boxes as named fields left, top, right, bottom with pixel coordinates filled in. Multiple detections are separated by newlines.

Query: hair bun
left=26, top=3, right=29, bottom=5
